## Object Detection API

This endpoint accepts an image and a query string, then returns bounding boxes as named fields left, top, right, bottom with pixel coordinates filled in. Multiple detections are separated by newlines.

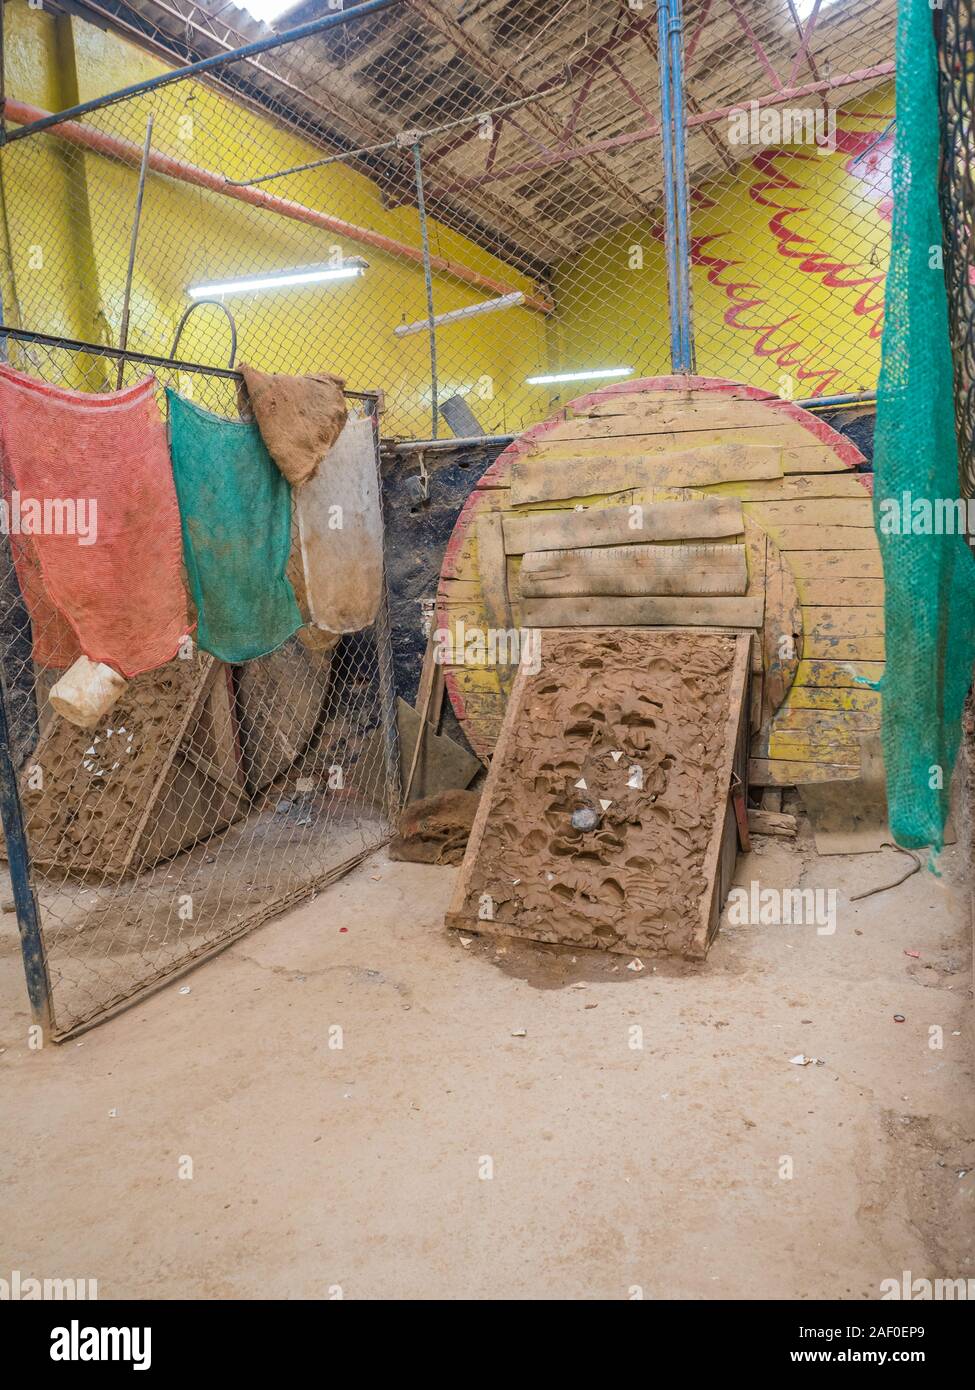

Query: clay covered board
left=446, top=627, right=750, bottom=958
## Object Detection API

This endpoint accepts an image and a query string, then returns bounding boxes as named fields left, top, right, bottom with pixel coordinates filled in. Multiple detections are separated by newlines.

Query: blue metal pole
left=0, top=670, right=52, bottom=1035
left=656, top=0, right=683, bottom=374
left=0, top=0, right=402, bottom=145
left=412, top=142, right=439, bottom=440
left=667, top=0, right=695, bottom=372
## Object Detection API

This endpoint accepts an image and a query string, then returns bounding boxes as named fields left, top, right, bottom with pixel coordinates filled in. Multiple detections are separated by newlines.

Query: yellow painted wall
left=0, top=2, right=547, bottom=432
left=549, top=84, right=894, bottom=404
left=0, top=1, right=893, bottom=433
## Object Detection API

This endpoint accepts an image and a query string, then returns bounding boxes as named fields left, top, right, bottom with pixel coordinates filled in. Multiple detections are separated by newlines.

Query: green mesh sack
left=873, top=0, right=975, bottom=850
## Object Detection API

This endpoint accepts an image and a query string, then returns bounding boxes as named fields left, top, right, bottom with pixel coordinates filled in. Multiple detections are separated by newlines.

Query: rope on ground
left=849, top=843, right=922, bottom=901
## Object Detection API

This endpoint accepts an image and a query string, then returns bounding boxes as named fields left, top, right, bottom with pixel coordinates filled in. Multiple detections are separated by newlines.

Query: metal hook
left=169, top=299, right=238, bottom=368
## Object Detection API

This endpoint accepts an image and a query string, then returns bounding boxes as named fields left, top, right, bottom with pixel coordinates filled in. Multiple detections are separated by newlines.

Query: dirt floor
left=1, top=821, right=972, bottom=1300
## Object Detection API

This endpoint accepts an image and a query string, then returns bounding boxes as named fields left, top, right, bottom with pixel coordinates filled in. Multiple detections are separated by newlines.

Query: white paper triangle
left=599, top=799, right=612, bottom=811
left=574, top=778, right=587, bottom=790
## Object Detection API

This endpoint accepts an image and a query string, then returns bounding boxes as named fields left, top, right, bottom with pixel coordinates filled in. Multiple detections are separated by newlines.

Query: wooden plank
left=750, top=757, right=859, bottom=785
left=447, top=627, right=751, bottom=960
left=119, top=658, right=218, bottom=878
left=773, top=707, right=880, bottom=733
left=527, top=424, right=830, bottom=461
left=518, top=543, right=748, bottom=598
left=697, top=636, right=752, bottom=958
left=762, top=543, right=801, bottom=719
left=766, top=526, right=878, bottom=551
left=784, top=685, right=881, bottom=712
left=802, top=636, right=885, bottom=660
left=747, top=809, right=797, bottom=836
left=510, top=446, right=783, bottom=503
left=701, top=474, right=873, bottom=502
left=794, top=659, right=884, bottom=688
left=795, top=577, right=885, bottom=606
left=743, top=519, right=767, bottom=598
left=805, top=605, right=885, bottom=638
left=746, top=498, right=873, bottom=526
left=786, top=550, right=883, bottom=578
left=502, top=498, right=744, bottom=554
left=476, top=512, right=513, bottom=632
left=570, top=386, right=771, bottom=416
left=522, top=594, right=765, bottom=628
left=750, top=671, right=764, bottom=733
left=768, top=728, right=866, bottom=761
left=551, top=399, right=788, bottom=437
left=415, top=630, right=445, bottom=731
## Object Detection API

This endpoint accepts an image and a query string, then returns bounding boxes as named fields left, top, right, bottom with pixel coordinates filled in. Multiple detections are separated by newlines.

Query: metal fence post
left=412, top=141, right=439, bottom=440
left=0, top=670, right=53, bottom=1037
left=657, top=0, right=695, bottom=374
left=366, top=396, right=403, bottom=814
left=667, top=0, right=695, bottom=373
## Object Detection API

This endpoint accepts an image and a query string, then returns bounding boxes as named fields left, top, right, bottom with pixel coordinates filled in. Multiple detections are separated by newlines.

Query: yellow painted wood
left=768, top=728, right=866, bottom=761
left=510, top=445, right=782, bottom=504
left=795, top=577, right=885, bottom=606
left=802, top=635, right=885, bottom=660
left=439, top=382, right=884, bottom=785
left=783, top=685, right=882, bottom=712
left=523, top=594, right=765, bottom=628
left=764, top=525, right=878, bottom=551
left=750, top=758, right=859, bottom=785
left=747, top=498, right=874, bottom=526
left=805, top=605, right=885, bottom=637
left=762, top=541, right=801, bottom=720
left=519, top=542, right=748, bottom=598
left=786, top=550, right=883, bottom=578
left=526, top=423, right=843, bottom=469
left=502, top=498, right=743, bottom=553
left=553, top=399, right=787, bottom=436
left=793, top=659, right=883, bottom=687
left=773, top=707, right=880, bottom=732
left=572, top=386, right=765, bottom=416
left=700, top=475, right=874, bottom=501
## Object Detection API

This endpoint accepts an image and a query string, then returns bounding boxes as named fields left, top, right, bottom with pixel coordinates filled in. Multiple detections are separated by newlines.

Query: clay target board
left=437, top=376, right=880, bottom=788
left=446, top=627, right=751, bottom=959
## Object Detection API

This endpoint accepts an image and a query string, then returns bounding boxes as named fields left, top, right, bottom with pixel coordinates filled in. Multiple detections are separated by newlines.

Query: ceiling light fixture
left=526, top=367, right=633, bottom=385
left=188, top=261, right=367, bottom=298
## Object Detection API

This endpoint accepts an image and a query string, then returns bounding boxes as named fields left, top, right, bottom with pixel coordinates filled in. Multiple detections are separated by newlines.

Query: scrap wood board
left=446, top=627, right=751, bottom=959
left=17, top=653, right=246, bottom=881
left=437, top=377, right=882, bottom=790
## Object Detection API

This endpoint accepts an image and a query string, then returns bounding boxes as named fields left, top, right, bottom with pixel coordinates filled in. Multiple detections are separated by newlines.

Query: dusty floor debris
left=0, top=826, right=971, bottom=1300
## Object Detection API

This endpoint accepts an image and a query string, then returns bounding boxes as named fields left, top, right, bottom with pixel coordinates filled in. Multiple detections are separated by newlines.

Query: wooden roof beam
left=404, top=0, right=661, bottom=222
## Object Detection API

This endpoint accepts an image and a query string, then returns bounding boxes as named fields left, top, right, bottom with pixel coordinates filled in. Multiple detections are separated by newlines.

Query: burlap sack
left=239, top=363, right=347, bottom=488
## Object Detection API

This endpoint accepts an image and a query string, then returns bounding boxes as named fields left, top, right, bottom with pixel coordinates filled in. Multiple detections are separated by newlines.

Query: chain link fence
left=0, top=0, right=896, bottom=441
left=938, top=0, right=975, bottom=506
left=0, top=0, right=900, bottom=1033
left=0, top=331, right=399, bottom=1038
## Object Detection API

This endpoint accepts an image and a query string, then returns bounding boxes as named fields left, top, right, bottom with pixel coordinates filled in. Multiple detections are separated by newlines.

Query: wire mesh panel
left=684, top=0, right=896, bottom=399
left=0, top=336, right=398, bottom=1038
left=937, top=0, right=975, bottom=507
left=0, top=0, right=903, bottom=1032
left=0, top=0, right=897, bottom=450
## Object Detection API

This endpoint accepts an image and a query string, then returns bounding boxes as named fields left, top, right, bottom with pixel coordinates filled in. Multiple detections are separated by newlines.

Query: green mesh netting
left=167, top=389, right=301, bottom=663
left=873, top=0, right=975, bottom=850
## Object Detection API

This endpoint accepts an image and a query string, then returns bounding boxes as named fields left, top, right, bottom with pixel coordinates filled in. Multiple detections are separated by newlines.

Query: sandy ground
left=0, top=825, right=972, bottom=1300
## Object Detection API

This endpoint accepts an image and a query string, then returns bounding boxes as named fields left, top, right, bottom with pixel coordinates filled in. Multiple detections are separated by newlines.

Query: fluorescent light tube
left=526, top=367, right=632, bottom=385
left=188, top=263, right=365, bottom=298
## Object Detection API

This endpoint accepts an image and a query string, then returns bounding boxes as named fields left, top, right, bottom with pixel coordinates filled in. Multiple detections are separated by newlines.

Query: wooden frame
left=447, top=627, right=752, bottom=959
